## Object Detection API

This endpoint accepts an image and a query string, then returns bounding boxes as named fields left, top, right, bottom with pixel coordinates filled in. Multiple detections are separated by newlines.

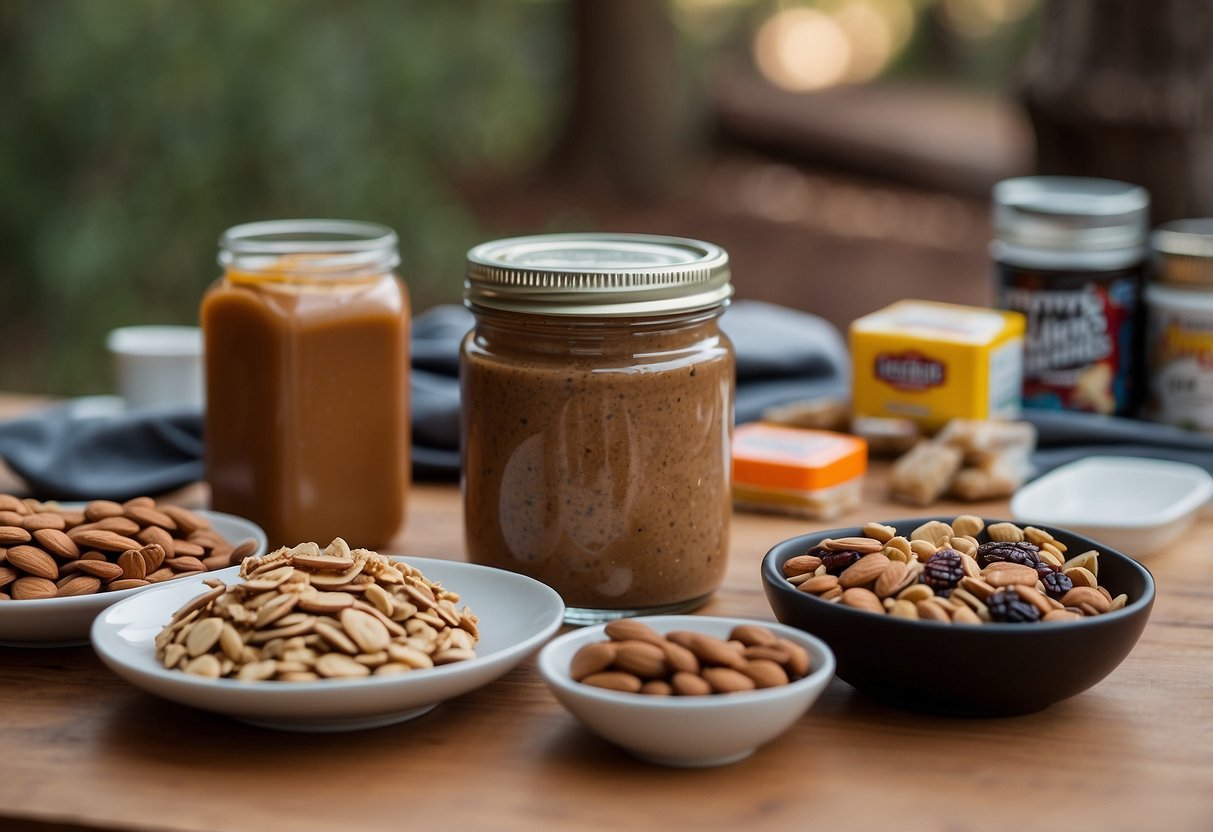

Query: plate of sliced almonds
left=90, top=544, right=565, bottom=731
left=0, top=497, right=265, bottom=647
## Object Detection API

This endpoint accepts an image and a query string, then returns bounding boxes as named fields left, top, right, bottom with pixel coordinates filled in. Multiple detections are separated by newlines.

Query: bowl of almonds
left=538, top=616, right=835, bottom=767
left=760, top=516, right=1154, bottom=716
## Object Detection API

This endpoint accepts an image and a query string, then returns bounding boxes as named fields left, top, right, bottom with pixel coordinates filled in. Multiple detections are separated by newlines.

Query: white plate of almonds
left=90, top=551, right=565, bottom=732
left=0, top=501, right=266, bottom=647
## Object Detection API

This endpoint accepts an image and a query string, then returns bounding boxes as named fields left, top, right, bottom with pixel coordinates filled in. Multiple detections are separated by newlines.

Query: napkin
left=0, top=301, right=849, bottom=499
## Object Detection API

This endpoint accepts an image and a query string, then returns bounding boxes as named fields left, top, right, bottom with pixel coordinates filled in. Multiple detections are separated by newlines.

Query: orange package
left=731, top=424, right=868, bottom=520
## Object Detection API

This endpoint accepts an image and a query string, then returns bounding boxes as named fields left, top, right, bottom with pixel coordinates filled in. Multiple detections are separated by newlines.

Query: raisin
left=921, top=548, right=964, bottom=593
left=821, top=550, right=862, bottom=575
left=1041, top=571, right=1073, bottom=600
left=987, top=588, right=1042, bottom=623
left=976, top=540, right=1041, bottom=570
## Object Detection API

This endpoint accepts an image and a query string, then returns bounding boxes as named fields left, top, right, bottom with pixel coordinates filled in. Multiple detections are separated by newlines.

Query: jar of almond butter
left=202, top=220, right=410, bottom=550
left=461, top=233, right=735, bottom=624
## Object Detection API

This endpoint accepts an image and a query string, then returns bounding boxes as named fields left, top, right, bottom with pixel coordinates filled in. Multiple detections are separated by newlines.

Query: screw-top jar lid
left=219, top=219, right=400, bottom=277
left=993, top=176, right=1149, bottom=253
left=465, top=233, right=733, bottom=316
left=1152, top=218, right=1213, bottom=288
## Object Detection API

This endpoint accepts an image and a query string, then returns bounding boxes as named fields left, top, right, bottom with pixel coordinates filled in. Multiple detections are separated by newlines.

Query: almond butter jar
left=461, top=233, right=735, bottom=624
left=202, top=220, right=410, bottom=550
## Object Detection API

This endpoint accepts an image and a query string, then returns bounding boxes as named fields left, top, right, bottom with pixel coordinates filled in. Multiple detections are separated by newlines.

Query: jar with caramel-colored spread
left=461, top=233, right=735, bottom=624
left=202, top=220, right=410, bottom=549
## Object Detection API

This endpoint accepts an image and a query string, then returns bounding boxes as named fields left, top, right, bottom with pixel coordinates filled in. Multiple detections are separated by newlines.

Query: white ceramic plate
left=0, top=509, right=265, bottom=647
left=91, top=557, right=565, bottom=732
left=1011, top=456, right=1213, bottom=557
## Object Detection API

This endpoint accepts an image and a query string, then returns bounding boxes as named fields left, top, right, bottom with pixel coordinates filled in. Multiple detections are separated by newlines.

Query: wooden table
left=0, top=395, right=1211, bottom=832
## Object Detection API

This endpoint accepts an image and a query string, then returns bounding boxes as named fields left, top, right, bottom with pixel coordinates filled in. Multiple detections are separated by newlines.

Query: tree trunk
left=1018, top=0, right=1213, bottom=223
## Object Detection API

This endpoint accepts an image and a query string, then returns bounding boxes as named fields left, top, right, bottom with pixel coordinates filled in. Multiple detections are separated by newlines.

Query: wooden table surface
left=0, top=395, right=1210, bottom=832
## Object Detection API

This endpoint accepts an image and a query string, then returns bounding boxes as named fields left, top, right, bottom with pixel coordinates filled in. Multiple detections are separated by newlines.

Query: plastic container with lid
left=992, top=176, right=1150, bottom=416
left=731, top=424, right=867, bottom=520
left=1144, top=218, right=1213, bottom=430
left=460, top=233, right=735, bottom=625
left=202, top=220, right=410, bottom=550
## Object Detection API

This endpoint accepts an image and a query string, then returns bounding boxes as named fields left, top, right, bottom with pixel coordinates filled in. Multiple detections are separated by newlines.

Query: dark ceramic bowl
left=760, top=518, right=1155, bottom=716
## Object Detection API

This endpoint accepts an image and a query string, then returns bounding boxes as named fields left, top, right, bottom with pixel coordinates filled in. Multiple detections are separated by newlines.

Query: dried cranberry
left=976, top=540, right=1041, bottom=570
left=821, top=550, right=862, bottom=575
left=986, top=588, right=1042, bottom=623
left=1041, top=571, right=1073, bottom=600
left=922, top=549, right=964, bottom=593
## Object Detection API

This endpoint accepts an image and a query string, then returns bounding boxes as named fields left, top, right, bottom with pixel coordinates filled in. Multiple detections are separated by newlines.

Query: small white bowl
left=0, top=508, right=265, bottom=647
left=1011, top=456, right=1213, bottom=558
left=106, top=325, right=204, bottom=410
left=92, top=557, right=565, bottom=732
left=538, top=615, right=835, bottom=767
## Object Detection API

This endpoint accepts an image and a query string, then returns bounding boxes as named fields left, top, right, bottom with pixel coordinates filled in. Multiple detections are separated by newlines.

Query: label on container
left=1146, top=287, right=1213, bottom=431
left=996, top=264, right=1141, bottom=415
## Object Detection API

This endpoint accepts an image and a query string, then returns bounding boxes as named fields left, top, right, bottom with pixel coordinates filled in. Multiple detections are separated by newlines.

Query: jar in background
left=202, top=220, right=410, bottom=549
left=461, top=233, right=735, bottom=624
left=1145, top=219, right=1213, bottom=430
left=992, top=176, right=1149, bottom=416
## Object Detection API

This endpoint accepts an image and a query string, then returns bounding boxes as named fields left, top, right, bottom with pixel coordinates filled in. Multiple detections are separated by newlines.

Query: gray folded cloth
left=0, top=301, right=849, bottom=499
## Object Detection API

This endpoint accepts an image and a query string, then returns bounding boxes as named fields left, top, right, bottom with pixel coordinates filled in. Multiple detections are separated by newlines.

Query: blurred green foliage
left=0, top=0, right=564, bottom=394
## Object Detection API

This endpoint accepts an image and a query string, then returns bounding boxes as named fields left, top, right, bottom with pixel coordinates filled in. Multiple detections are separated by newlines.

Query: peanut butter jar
left=202, top=220, right=410, bottom=549
left=461, top=233, right=735, bottom=624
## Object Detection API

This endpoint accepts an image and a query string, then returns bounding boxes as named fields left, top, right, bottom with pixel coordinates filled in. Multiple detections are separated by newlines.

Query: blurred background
left=2, top=0, right=1209, bottom=394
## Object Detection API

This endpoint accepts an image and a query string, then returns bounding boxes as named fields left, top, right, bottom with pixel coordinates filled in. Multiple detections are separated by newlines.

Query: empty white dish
left=0, top=508, right=265, bottom=647
left=1010, top=456, right=1213, bottom=557
left=91, top=557, right=565, bottom=732
left=538, top=615, right=835, bottom=767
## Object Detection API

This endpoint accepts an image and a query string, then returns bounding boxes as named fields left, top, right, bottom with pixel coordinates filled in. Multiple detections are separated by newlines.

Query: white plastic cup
left=106, top=325, right=204, bottom=411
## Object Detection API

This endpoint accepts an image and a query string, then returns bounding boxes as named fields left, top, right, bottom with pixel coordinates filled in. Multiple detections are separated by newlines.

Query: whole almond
left=145, top=568, right=175, bottom=583
left=136, top=525, right=175, bottom=555
left=743, top=643, right=790, bottom=665
left=56, top=575, right=101, bottom=597
left=71, top=530, right=142, bottom=552
left=139, top=543, right=166, bottom=572
left=823, top=536, right=884, bottom=554
left=228, top=539, right=259, bottom=564
left=740, top=659, right=789, bottom=688
left=117, top=549, right=147, bottom=580
left=12, top=576, right=57, bottom=599
left=613, top=640, right=668, bottom=679
left=659, top=639, right=700, bottom=674
left=582, top=671, right=643, bottom=693
left=74, top=560, right=125, bottom=581
left=33, top=528, right=80, bottom=559
left=0, top=511, right=24, bottom=526
left=22, top=513, right=65, bottom=532
left=840, top=587, right=884, bottom=614
left=729, top=624, right=777, bottom=647
left=0, top=495, right=29, bottom=515
left=874, top=561, right=914, bottom=599
left=107, top=578, right=150, bottom=591
left=123, top=496, right=155, bottom=509
left=640, top=680, right=673, bottom=696
left=0, top=565, right=17, bottom=587
left=171, top=541, right=206, bottom=559
left=160, top=504, right=211, bottom=534
left=0, top=526, right=31, bottom=545
left=604, top=618, right=664, bottom=645
left=889, top=599, right=918, bottom=619
left=168, top=555, right=206, bottom=573
left=684, top=633, right=747, bottom=669
left=90, top=517, right=141, bottom=536
left=702, top=667, right=756, bottom=694
left=774, top=638, right=811, bottom=677
left=189, top=530, right=228, bottom=549
left=124, top=505, right=177, bottom=530
left=84, top=500, right=125, bottom=521
left=782, top=554, right=823, bottom=577
left=798, top=574, right=840, bottom=595
left=951, top=604, right=982, bottom=625
left=916, top=599, right=952, bottom=622
left=7, top=545, right=59, bottom=580
left=670, top=671, right=712, bottom=696
left=1061, top=586, right=1111, bottom=615
left=570, top=642, right=619, bottom=681
left=983, top=562, right=1039, bottom=588
left=1043, top=609, right=1083, bottom=623
left=839, top=552, right=891, bottom=589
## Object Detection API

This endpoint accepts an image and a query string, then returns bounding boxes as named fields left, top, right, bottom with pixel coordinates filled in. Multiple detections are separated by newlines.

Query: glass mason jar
left=460, top=233, right=735, bottom=624
left=202, top=220, right=410, bottom=549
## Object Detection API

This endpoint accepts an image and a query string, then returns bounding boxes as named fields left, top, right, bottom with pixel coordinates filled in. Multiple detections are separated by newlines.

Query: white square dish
left=1010, top=456, right=1213, bottom=558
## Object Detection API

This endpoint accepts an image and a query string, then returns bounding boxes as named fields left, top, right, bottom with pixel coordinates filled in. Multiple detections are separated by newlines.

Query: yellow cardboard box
left=850, top=300, right=1025, bottom=431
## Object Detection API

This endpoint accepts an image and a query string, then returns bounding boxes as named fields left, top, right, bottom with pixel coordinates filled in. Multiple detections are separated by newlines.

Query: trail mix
left=0, top=494, right=255, bottom=600
left=571, top=619, right=811, bottom=695
left=156, top=540, right=480, bottom=681
left=783, top=516, right=1128, bottom=624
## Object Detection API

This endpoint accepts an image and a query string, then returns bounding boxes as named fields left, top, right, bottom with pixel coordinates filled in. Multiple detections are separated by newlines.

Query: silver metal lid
left=465, top=233, right=733, bottom=316
left=1152, top=218, right=1213, bottom=288
left=993, top=176, right=1149, bottom=252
